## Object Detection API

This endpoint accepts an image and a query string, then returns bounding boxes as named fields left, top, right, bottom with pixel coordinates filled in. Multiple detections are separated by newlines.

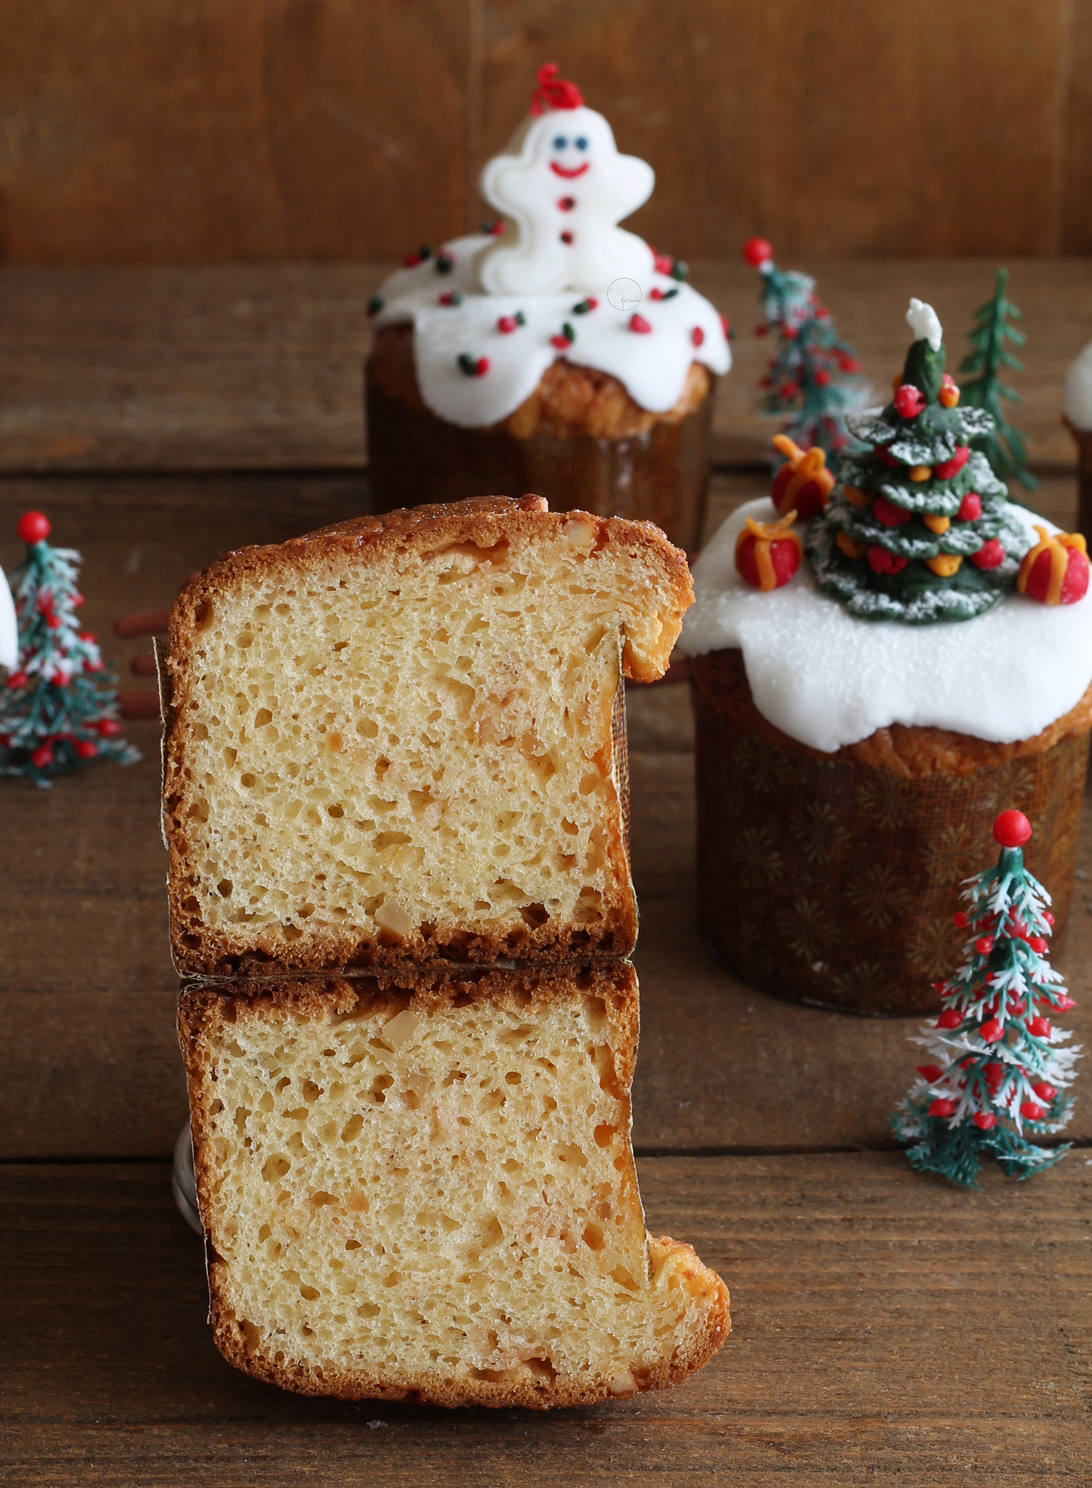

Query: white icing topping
left=479, top=106, right=654, bottom=294
left=1064, top=338, right=1092, bottom=431
left=679, top=498, right=1092, bottom=753
left=906, top=297, right=943, bottom=351
left=0, top=565, right=15, bottom=671
left=374, top=234, right=730, bottom=430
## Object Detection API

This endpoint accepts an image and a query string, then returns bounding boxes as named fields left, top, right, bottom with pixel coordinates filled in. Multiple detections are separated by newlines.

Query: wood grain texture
left=0, top=0, right=1081, bottom=264
left=3, top=1156, right=1091, bottom=1483
left=0, top=259, right=1087, bottom=474
left=483, top=0, right=1072, bottom=259
left=0, top=0, right=471, bottom=265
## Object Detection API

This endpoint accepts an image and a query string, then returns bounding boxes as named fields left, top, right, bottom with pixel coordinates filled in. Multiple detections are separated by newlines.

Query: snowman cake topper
left=478, top=63, right=655, bottom=295
left=369, top=64, right=730, bottom=430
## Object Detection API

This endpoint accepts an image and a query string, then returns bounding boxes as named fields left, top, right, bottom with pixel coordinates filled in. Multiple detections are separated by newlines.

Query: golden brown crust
left=178, top=964, right=730, bottom=1410
left=368, top=322, right=711, bottom=441
left=164, top=495, right=690, bottom=976
left=691, top=645, right=1092, bottom=780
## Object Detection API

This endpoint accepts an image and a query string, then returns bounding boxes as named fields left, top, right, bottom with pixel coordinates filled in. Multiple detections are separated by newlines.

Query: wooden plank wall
left=0, top=0, right=1089, bottom=266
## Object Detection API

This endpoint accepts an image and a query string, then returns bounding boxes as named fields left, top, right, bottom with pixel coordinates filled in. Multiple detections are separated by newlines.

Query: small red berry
left=475, top=357, right=489, bottom=376
left=979, top=1018, right=1004, bottom=1043
left=51, top=672, right=67, bottom=687
left=1031, top=1081, right=1057, bottom=1102
left=975, top=935, right=995, bottom=955
left=934, top=446, right=971, bottom=480
left=873, top=496, right=912, bottom=527
left=875, top=445, right=900, bottom=468
left=585, top=298, right=599, bottom=311
left=653, top=253, right=675, bottom=275
left=74, top=739, right=98, bottom=760
left=96, top=719, right=122, bottom=736
left=1043, top=911, right=1055, bottom=927
left=497, top=315, right=518, bottom=334
left=814, top=370, right=831, bottom=386
left=971, top=538, right=1004, bottom=570
left=630, top=314, right=652, bottom=334
left=558, top=196, right=575, bottom=211
left=78, top=632, right=96, bottom=644
left=973, top=1111, right=998, bottom=1130
left=30, top=744, right=53, bottom=768
left=893, top=384, right=926, bottom=419
left=691, top=326, right=705, bottom=347
left=742, top=237, right=773, bottom=266
left=779, top=381, right=799, bottom=399
left=550, top=335, right=571, bottom=349
left=993, top=810, right=1032, bottom=847
left=46, top=615, right=61, bottom=629
left=935, top=1008, right=963, bottom=1029
left=7, top=671, right=27, bottom=689
left=867, top=545, right=910, bottom=575
left=1028, top=1016, right=1052, bottom=1038
left=929, top=1097, right=958, bottom=1118
left=559, top=231, right=573, bottom=245
left=1027, top=936, right=1048, bottom=954
left=1055, top=994, right=1077, bottom=1011
left=839, top=355, right=860, bottom=373
left=1020, top=1101, right=1045, bottom=1121
left=957, top=492, right=982, bottom=521
left=916, top=1065, right=944, bottom=1082
left=952, top=911, right=969, bottom=928
left=17, top=511, right=51, bottom=544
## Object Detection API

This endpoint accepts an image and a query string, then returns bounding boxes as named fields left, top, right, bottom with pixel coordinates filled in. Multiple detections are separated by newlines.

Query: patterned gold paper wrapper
left=692, top=648, right=1090, bottom=1016
left=365, top=348, right=713, bottom=553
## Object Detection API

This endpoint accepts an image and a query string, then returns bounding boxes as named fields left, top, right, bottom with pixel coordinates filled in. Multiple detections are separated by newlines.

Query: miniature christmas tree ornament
left=959, top=268, right=1037, bottom=492
left=891, top=810, right=1081, bottom=1186
left=0, top=512, right=139, bottom=787
left=744, top=238, right=862, bottom=458
left=808, top=299, right=1029, bottom=623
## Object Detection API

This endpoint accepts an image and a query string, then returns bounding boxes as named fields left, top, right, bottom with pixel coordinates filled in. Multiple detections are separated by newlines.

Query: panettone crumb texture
left=164, top=497, right=691, bottom=973
left=180, top=967, right=729, bottom=1408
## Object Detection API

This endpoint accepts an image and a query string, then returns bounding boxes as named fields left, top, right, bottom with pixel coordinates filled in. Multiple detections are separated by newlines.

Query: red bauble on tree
left=742, top=237, right=773, bottom=267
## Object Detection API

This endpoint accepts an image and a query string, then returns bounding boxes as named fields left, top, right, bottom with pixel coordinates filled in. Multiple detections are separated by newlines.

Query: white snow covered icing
left=1064, top=338, right=1092, bottom=431
left=0, top=565, right=16, bottom=671
left=373, top=234, right=730, bottom=429
left=906, top=297, right=943, bottom=352
left=679, top=498, right=1092, bottom=753
left=479, top=105, right=654, bottom=295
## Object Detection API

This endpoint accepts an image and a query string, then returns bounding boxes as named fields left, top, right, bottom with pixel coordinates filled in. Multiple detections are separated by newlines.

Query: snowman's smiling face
left=548, top=130, right=590, bottom=178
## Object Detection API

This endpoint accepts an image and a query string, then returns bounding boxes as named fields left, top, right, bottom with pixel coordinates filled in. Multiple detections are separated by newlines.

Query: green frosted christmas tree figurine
left=891, top=810, right=1081, bottom=1187
left=0, top=511, right=139, bottom=788
left=960, top=267, right=1037, bottom=492
left=808, top=297, right=1029, bottom=623
left=743, top=237, right=861, bottom=458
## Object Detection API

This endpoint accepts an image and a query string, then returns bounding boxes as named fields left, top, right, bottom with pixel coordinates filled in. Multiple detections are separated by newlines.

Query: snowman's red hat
left=530, top=63, right=584, bottom=114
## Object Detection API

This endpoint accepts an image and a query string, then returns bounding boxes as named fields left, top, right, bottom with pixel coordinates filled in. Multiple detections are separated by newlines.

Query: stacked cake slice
left=165, top=494, right=729, bottom=1407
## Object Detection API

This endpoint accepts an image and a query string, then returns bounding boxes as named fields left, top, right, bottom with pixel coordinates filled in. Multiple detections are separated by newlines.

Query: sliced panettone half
left=179, top=962, right=729, bottom=1408
left=163, top=496, right=691, bottom=975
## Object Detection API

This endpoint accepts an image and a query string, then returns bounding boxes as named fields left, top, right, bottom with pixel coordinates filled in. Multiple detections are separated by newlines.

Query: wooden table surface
left=3, top=260, right=1091, bottom=1485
